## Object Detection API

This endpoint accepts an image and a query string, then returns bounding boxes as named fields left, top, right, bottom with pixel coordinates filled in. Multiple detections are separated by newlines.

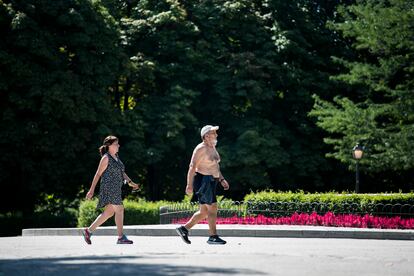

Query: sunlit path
left=1, top=236, right=413, bottom=275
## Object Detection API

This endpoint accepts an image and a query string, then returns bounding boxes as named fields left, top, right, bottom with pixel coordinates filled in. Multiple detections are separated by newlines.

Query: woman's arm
left=123, top=172, right=140, bottom=190
left=86, top=155, right=109, bottom=199
left=123, top=172, right=132, bottom=183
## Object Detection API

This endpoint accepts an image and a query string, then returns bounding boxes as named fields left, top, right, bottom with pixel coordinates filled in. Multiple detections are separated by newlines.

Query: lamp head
left=352, top=143, right=364, bottom=160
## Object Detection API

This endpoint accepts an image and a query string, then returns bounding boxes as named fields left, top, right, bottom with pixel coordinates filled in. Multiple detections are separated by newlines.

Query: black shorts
left=191, top=172, right=218, bottom=205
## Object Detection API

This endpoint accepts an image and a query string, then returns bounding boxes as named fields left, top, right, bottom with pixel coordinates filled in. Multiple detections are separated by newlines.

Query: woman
left=82, top=135, right=139, bottom=245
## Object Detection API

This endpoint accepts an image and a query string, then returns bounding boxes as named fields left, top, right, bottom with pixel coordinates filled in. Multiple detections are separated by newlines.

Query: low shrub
left=243, top=190, right=414, bottom=217
left=77, top=199, right=174, bottom=227
left=244, top=190, right=414, bottom=205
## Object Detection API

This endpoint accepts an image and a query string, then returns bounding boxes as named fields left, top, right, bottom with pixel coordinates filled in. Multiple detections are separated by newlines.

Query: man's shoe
left=207, top=235, right=226, bottom=245
left=176, top=226, right=191, bottom=244
left=117, top=234, right=133, bottom=244
left=82, top=228, right=92, bottom=245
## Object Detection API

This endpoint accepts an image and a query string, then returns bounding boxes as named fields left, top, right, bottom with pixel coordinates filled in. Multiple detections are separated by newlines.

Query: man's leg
left=185, top=204, right=208, bottom=229
left=176, top=204, right=208, bottom=244
left=206, top=203, right=218, bottom=236
left=206, top=203, right=226, bottom=244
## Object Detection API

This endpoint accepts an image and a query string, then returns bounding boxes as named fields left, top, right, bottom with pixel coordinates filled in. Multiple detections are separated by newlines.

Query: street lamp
left=352, top=143, right=364, bottom=193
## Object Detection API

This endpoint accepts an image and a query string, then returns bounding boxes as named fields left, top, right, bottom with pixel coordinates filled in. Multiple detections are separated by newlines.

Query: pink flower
left=172, top=212, right=414, bottom=229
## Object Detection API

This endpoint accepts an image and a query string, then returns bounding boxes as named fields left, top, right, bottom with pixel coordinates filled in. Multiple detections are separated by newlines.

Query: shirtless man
left=176, top=125, right=230, bottom=244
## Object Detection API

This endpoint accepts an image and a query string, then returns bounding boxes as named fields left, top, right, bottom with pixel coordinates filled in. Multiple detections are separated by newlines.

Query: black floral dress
left=97, top=153, right=125, bottom=209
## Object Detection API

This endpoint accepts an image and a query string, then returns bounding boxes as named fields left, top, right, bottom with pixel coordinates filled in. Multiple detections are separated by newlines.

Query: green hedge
left=77, top=199, right=174, bottom=227
left=243, top=190, right=414, bottom=204
left=242, top=190, right=414, bottom=217
left=77, top=192, right=414, bottom=227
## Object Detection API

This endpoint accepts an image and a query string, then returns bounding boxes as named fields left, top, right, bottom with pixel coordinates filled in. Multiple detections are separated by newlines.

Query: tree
left=310, top=0, right=414, bottom=190
left=0, top=0, right=124, bottom=212
left=111, top=0, right=356, bottom=198
left=108, top=0, right=201, bottom=200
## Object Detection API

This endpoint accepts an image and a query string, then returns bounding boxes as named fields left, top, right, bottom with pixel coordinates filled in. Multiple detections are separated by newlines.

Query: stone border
left=22, top=224, right=414, bottom=240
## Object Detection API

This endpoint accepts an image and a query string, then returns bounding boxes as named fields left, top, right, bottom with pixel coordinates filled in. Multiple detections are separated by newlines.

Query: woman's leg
left=113, top=204, right=124, bottom=238
left=184, top=204, right=208, bottom=230
left=88, top=205, right=115, bottom=232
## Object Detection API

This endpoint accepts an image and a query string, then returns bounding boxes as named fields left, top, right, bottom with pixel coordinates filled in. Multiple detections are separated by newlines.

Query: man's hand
left=86, top=189, right=94, bottom=200
left=221, top=179, right=230, bottom=190
left=185, top=184, right=193, bottom=195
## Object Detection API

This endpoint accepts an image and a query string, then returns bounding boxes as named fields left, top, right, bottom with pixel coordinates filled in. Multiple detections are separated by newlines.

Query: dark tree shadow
left=0, top=255, right=266, bottom=275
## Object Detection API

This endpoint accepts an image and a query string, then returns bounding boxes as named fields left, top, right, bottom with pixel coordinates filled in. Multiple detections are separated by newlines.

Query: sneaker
left=176, top=226, right=191, bottom=244
left=117, top=234, right=133, bottom=244
left=207, top=235, right=226, bottom=245
left=82, top=228, right=92, bottom=245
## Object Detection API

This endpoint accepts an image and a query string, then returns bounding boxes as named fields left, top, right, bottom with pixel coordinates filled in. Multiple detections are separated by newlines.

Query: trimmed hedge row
left=4, top=191, right=411, bottom=236
left=242, top=191, right=414, bottom=217
left=77, top=199, right=174, bottom=227
left=243, top=190, right=414, bottom=204
left=75, top=191, right=414, bottom=228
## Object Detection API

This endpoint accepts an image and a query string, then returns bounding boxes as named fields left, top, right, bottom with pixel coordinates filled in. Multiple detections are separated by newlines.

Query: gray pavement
left=1, top=235, right=413, bottom=276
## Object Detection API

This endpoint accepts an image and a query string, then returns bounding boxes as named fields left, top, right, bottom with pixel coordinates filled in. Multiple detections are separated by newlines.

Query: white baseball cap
left=200, top=125, right=219, bottom=138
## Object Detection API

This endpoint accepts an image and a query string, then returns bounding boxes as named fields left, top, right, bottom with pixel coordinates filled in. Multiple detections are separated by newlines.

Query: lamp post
left=352, top=143, right=364, bottom=193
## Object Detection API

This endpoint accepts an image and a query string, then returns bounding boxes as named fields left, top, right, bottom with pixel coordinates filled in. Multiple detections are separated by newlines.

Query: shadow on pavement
left=0, top=255, right=265, bottom=275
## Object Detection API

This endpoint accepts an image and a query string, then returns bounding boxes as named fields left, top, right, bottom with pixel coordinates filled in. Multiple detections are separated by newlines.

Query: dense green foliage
left=1, top=0, right=413, bottom=234
left=310, top=0, right=414, bottom=185
left=0, top=0, right=125, bottom=212
left=243, top=190, right=414, bottom=217
left=244, top=190, right=414, bottom=205
left=78, top=191, right=414, bottom=227
left=78, top=199, right=173, bottom=226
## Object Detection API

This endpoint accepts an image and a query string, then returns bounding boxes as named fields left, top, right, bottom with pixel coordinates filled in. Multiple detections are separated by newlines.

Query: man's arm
left=186, top=146, right=203, bottom=195
left=218, top=167, right=229, bottom=190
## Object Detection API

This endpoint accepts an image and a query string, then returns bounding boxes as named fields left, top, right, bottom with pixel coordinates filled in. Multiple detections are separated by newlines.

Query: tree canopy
left=1, top=0, right=412, bottom=213
left=310, top=0, right=414, bottom=181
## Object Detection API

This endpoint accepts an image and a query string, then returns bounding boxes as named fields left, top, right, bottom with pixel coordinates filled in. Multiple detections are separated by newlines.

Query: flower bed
left=172, top=212, right=414, bottom=229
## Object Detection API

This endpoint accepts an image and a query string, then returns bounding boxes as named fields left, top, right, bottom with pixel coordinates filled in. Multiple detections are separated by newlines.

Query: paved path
left=1, top=235, right=413, bottom=275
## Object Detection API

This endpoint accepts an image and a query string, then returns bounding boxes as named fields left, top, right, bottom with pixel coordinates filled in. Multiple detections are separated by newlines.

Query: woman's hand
left=86, top=189, right=94, bottom=200
left=128, top=181, right=140, bottom=191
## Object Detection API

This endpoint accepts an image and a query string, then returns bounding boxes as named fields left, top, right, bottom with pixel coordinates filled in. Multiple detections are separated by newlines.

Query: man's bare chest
left=205, top=148, right=220, bottom=161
